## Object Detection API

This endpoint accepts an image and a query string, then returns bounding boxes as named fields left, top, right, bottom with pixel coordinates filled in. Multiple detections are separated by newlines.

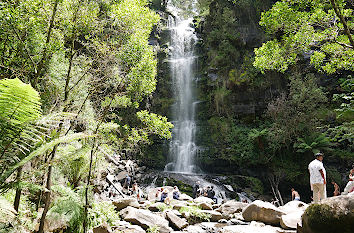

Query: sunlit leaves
left=254, top=0, right=354, bottom=74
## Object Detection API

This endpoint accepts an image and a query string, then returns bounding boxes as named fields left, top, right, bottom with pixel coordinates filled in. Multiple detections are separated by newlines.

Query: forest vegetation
left=0, top=0, right=353, bottom=232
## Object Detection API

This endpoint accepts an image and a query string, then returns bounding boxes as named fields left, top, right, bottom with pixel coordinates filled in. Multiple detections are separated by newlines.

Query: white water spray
left=164, top=1, right=199, bottom=174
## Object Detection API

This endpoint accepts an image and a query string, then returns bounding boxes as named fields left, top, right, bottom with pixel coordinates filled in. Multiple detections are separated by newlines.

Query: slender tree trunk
left=14, top=166, right=23, bottom=212
left=83, top=100, right=113, bottom=233
left=32, top=0, right=60, bottom=87
left=330, top=0, right=354, bottom=48
left=37, top=36, right=77, bottom=233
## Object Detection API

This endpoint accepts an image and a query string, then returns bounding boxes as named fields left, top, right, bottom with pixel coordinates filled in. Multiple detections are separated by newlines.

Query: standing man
left=308, top=152, right=326, bottom=203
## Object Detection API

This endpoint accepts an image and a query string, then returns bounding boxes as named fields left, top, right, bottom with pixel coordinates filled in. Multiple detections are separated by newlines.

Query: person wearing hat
left=308, top=152, right=327, bottom=203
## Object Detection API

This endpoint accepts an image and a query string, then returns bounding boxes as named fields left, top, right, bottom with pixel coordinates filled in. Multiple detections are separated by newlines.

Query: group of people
left=193, top=181, right=218, bottom=203
left=123, top=174, right=144, bottom=201
left=155, top=186, right=181, bottom=204
left=291, top=152, right=354, bottom=204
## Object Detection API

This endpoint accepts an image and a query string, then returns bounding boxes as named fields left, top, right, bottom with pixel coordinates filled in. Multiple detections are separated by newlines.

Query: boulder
left=183, top=224, right=207, bottom=233
left=216, top=200, right=248, bottom=219
left=194, top=196, right=214, bottom=204
left=116, top=171, right=128, bottom=181
left=148, top=202, right=166, bottom=212
left=201, top=210, right=223, bottom=222
left=279, top=201, right=308, bottom=214
left=179, top=193, right=193, bottom=201
left=112, top=198, right=139, bottom=210
left=220, top=221, right=288, bottom=233
left=280, top=211, right=303, bottom=229
left=34, top=212, right=68, bottom=232
left=166, top=211, right=188, bottom=230
left=112, top=221, right=145, bottom=233
left=242, top=200, right=285, bottom=225
left=298, top=193, right=354, bottom=233
left=120, top=206, right=173, bottom=233
left=198, top=202, right=213, bottom=210
left=93, top=223, right=112, bottom=233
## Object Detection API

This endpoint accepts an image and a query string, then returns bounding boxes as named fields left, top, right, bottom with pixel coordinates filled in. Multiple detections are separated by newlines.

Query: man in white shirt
left=308, top=152, right=326, bottom=203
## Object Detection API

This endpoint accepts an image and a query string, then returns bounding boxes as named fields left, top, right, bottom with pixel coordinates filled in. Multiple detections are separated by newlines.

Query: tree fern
left=0, top=78, right=42, bottom=155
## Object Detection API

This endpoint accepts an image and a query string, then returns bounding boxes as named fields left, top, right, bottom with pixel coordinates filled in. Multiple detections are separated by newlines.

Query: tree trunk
left=14, top=166, right=23, bottom=212
left=330, top=0, right=354, bottom=48
left=32, top=0, right=60, bottom=87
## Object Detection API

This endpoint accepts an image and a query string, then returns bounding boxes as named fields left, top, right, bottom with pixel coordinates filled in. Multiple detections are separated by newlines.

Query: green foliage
left=137, top=110, right=174, bottom=139
left=154, top=202, right=172, bottom=212
left=48, top=185, right=85, bottom=233
left=179, top=206, right=211, bottom=224
left=88, top=201, right=120, bottom=228
left=147, top=225, right=160, bottom=233
left=254, top=0, right=354, bottom=74
left=294, top=133, right=332, bottom=154
left=57, top=143, right=91, bottom=187
left=0, top=78, right=41, bottom=158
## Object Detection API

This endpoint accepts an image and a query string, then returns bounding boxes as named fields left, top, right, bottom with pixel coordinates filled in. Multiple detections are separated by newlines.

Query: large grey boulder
left=183, top=224, right=207, bottom=233
left=201, top=210, right=223, bottom=222
left=298, top=193, right=354, bottom=233
left=93, top=223, right=112, bottom=233
left=198, top=202, right=213, bottom=210
left=242, top=200, right=285, bottom=225
left=194, top=196, right=214, bottom=204
left=220, top=221, right=288, bottom=233
left=120, top=206, right=173, bottom=233
left=216, top=200, right=249, bottom=219
left=179, top=193, right=193, bottom=201
left=280, top=211, right=304, bottom=230
left=112, top=198, right=139, bottom=210
left=279, top=201, right=308, bottom=229
left=112, top=220, right=145, bottom=233
left=166, top=211, right=188, bottom=230
left=279, top=201, right=308, bottom=214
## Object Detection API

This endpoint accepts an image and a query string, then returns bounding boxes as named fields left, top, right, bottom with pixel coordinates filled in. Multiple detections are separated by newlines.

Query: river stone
left=116, top=171, right=128, bottom=181
left=120, top=206, right=173, bottom=233
left=216, top=200, right=249, bottom=219
left=183, top=224, right=207, bottom=233
left=166, top=211, right=188, bottom=230
left=198, top=202, right=213, bottom=210
left=298, top=192, right=354, bottom=233
left=113, top=221, right=145, bottom=233
left=194, top=196, right=214, bottom=204
left=279, top=201, right=308, bottom=214
left=179, top=193, right=193, bottom=201
left=112, top=198, right=139, bottom=210
left=219, top=223, right=288, bottom=233
left=201, top=210, right=223, bottom=222
left=242, top=200, right=285, bottom=225
left=93, top=223, right=112, bottom=233
left=148, top=202, right=166, bottom=212
left=280, top=210, right=303, bottom=229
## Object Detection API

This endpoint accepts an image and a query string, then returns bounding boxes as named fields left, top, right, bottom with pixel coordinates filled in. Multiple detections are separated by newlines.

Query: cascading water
left=164, top=1, right=199, bottom=174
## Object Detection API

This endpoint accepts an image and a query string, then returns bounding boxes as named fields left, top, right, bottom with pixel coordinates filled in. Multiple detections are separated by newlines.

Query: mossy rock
left=299, top=195, right=354, bottom=233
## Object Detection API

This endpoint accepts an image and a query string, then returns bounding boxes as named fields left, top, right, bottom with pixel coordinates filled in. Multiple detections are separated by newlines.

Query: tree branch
left=330, top=0, right=354, bottom=49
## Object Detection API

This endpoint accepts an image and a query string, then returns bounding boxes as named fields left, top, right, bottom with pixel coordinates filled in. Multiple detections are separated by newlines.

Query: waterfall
left=164, top=1, right=199, bottom=174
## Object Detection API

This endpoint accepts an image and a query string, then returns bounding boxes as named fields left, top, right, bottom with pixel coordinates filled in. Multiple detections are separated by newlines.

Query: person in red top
left=343, top=168, right=354, bottom=195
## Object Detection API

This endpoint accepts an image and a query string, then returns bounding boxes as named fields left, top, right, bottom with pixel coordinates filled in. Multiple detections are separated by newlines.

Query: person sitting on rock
left=331, top=181, right=340, bottom=196
left=207, top=186, right=217, bottom=204
left=193, top=181, right=200, bottom=198
left=160, top=189, right=170, bottom=204
left=342, top=168, right=354, bottom=195
left=172, top=186, right=180, bottom=200
left=291, top=188, right=300, bottom=201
